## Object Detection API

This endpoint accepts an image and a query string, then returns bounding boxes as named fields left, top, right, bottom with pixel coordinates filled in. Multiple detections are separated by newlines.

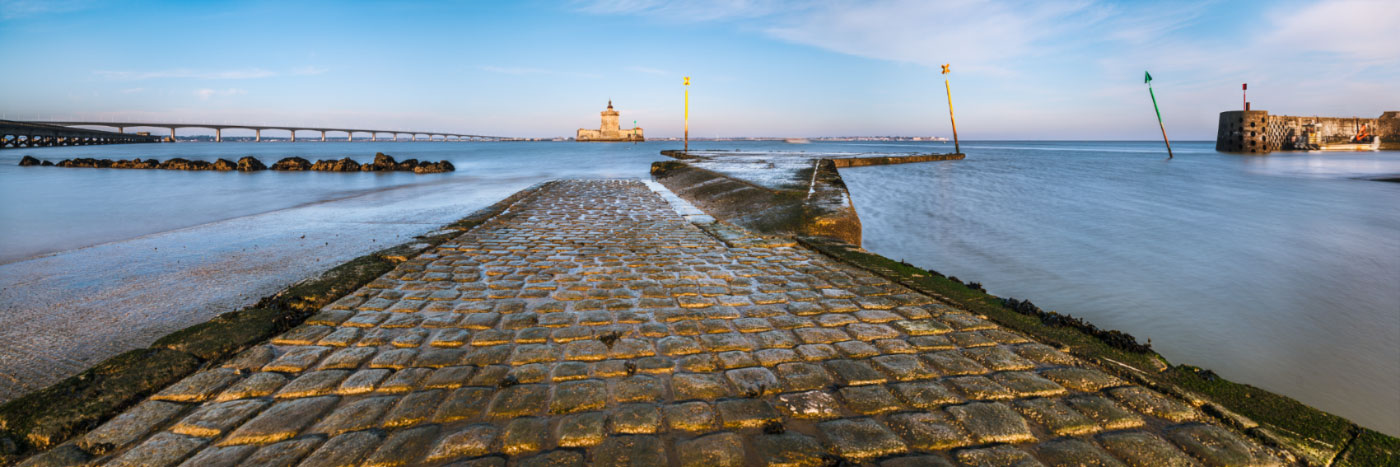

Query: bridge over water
left=1, top=119, right=503, bottom=148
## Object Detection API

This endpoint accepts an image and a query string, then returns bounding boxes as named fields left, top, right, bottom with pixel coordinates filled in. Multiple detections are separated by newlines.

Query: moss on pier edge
left=796, top=236, right=1397, bottom=466
left=0, top=182, right=552, bottom=465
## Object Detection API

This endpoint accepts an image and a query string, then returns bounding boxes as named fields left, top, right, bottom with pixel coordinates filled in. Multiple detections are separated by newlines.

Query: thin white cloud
left=574, top=0, right=790, bottom=21
left=0, top=0, right=93, bottom=20
left=1261, top=0, right=1399, bottom=63
left=291, top=66, right=329, bottom=76
left=479, top=66, right=601, bottom=79
left=195, top=88, right=247, bottom=100
left=96, top=69, right=279, bottom=80
left=763, top=0, right=1100, bottom=75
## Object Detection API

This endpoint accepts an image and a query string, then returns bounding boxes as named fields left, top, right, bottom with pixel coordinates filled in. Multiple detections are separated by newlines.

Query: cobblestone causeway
left=66, top=180, right=1284, bottom=466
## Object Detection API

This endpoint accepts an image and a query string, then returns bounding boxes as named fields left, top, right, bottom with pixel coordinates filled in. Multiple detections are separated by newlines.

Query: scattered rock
left=236, top=156, right=266, bottom=172
left=35, top=154, right=448, bottom=173
left=270, top=157, right=312, bottom=171
left=159, top=158, right=215, bottom=170
left=57, top=158, right=113, bottom=168
left=360, top=152, right=399, bottom=172
left=414, top=160, right=455, bottom=174
left=112, top=158, right=160, bottom=169
left=310, top=157, right=361, bottom=172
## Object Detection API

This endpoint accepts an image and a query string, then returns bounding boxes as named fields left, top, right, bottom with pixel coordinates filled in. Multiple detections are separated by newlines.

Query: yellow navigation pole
left=942, top=64, right=960, bottom=154
left=683, top=76, right=691, bottom=153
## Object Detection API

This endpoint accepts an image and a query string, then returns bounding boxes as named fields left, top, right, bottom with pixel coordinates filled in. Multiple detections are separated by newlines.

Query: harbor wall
left=1216, top=110, right=1397, bottom=153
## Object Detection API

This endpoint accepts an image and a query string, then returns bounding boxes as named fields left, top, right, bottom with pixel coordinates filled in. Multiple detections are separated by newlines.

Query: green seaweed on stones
left=0, top=349, right=200, bottom=455
left=794, top=235, right=1399, bottom=465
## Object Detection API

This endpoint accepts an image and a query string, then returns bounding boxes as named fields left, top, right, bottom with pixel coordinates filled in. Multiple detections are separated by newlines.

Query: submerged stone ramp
left=63, top=180, right=1282, bottom=466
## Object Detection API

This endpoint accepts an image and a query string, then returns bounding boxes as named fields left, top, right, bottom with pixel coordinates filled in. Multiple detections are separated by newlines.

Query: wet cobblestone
left=76, top=180, right=1284, bottom=466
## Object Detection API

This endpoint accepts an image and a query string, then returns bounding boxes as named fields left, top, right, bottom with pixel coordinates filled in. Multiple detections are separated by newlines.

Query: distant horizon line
left=148, top=136, right=1217, bottom=143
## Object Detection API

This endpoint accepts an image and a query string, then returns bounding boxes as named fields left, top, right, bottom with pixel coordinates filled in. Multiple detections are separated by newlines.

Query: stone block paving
left=71, top=180, right=1285, bottom=466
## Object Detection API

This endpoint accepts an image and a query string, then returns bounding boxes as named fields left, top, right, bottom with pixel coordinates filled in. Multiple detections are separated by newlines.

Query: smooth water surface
left=840, top=141, right=1400, bottom=436
left=0, top=140, right=1396, bottom=436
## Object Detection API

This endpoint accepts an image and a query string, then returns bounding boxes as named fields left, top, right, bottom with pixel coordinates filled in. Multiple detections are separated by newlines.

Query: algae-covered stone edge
left=0, top=181, right=554, bottom=466
left=793, top=235, right=1398, bottom=466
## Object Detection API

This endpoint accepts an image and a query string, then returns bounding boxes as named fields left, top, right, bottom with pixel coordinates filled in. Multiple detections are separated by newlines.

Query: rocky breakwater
left=356, top=152, right=455, bottom=174
left=16, top=152, right=454, bottom=174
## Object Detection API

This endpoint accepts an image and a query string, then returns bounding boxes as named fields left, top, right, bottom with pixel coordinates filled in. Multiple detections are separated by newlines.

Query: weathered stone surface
left=79, top=400, right=185, bottom=453
left=434, top=387, right=493, bottom=423
left=242, top=436, right=323, bottom=466
left=1035, top=438, right=1126, bottom=467
left=611, top=404, right=662, bottom=434
left=776, top=390, right=842, bottom=420
left=725, top=367, right=779, bottom=397
left=1168, top=424, right=1281, bottom=467
left=383, top=390, right=445, bottom=428
left=818, top=417, right=908, bottom=460
left=215, top=372, right=287, bottom=401
left=176, top=445, right=256, bottom=467
left=662, top=402, right=716, bottom=432
left=550, top=379, right=607, bottom=414
left=105, top=432, right=206, bottom=467
left=1108, top=386, right=1199, bottom=422
left=676, top=432, right=745, bottom=467
left=15, top=444, right=93, bottom=467
left=1040, top=367, right=1126, bottom=392
left=591, top=435, right=666, bottom=466
left=299, top=430, right=383, bottom=467
left=555, top=412, right=607, bottom=447
left=947, top=401, right=1036, bottom=444
left=885, top=412, right=970, bottom=450
left=1066, top=394, right=1145, bottom=430
left=151, top=368, right=240, bottom=402
left=954, top=445, right=1045, bottom=466
left=1013, top=397, right=1100, bottom=437
left=220, top=396, right=338, bottom=445
left=502, top=417, right=547, bottom=456
left=276, top=370, right=351, bottom=398
left=753, top=432, right=826, bottom=467
left=307, top=396, right=395, bottom=436
left=1098, top=431, right=1199, bottom=467
left=427, top=424, right=498, bottom=462
left=170, top=399, right=268, bottom=438
left=487, top=384, right=548, bottom=419
left=362, top=424, right=439, bottom=466
left=79, top=180, right=1284, bottom=467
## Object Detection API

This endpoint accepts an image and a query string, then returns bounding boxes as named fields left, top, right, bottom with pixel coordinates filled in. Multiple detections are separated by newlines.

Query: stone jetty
left=40, top=180, right=1284, bottom=466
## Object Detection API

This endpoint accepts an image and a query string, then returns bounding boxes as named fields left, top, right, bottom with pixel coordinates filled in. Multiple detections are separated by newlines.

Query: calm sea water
left=0, top=140, right=1396, bottom=435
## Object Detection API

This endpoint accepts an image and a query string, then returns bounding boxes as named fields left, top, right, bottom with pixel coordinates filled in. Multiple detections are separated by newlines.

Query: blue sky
left=1, top=0, right=1395, bottom=139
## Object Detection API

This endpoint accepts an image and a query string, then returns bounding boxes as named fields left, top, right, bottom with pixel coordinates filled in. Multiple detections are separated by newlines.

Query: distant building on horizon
left=577, top=101, right=644, bottom=142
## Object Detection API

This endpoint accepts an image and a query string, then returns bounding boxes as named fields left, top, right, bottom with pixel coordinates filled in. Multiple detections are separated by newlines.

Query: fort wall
left=1216, top=110, right=1396, bottom=153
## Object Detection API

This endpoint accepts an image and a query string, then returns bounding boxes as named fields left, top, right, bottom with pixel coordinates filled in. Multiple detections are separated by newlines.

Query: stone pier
left=51, top=180, right=1282, bottom=466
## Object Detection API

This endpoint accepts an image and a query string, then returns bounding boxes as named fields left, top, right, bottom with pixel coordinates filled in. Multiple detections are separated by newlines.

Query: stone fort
left=577, top=101, right=644, bottom=142
left=1216, top=110, right=1398, bottom=153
